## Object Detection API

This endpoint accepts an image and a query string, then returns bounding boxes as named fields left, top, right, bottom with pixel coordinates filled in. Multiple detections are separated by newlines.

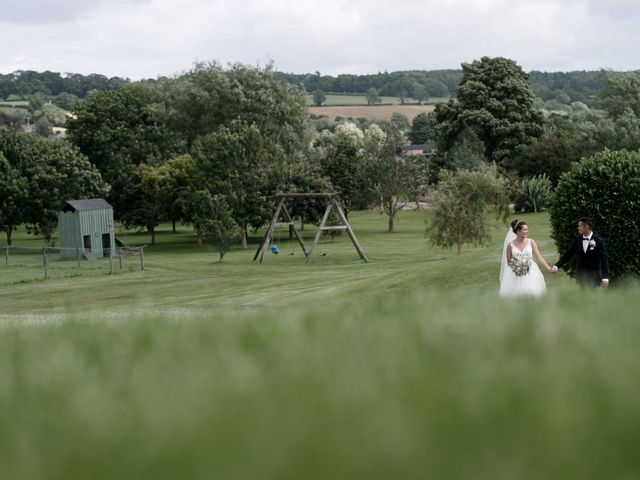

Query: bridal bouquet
left=509, top=253, right=532, bottom=277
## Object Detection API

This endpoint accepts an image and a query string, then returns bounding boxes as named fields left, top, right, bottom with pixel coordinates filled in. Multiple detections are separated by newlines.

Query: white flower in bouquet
left=509, top=252, right=531, bottom=277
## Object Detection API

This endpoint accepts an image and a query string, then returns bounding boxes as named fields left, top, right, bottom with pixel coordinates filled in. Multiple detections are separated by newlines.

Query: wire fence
left=0, top=245, right=146, bottom=285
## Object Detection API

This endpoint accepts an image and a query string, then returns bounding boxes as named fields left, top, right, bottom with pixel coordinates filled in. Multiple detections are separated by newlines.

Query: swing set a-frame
left=253, top=193, right=368, bottom=264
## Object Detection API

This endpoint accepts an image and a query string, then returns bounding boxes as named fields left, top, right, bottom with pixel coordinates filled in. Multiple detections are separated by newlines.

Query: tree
left=424, top=78, right=448, bottom=98
left=26, top=140, right=109, bottom=243
left=318, top=122, right=374, bottom=216
left=409, top=112, right=438, bottom=145
left=414, top=84, right=429, bottom=105
left=159, top=62, right=310, bottom=154
left=52, top=92, right=80, bottom=111
left=312, top=89, right=326, bottom=106
left=0, top=128, right=38, bottom=244
left=549, top=149, right=640, bottom=280
left=35, top=116, right=51, bottom=137
left=393, top=77, right=415, bottom=104
left=28, top=92, right=46, bottom=113
left=390, top=112, right=410, bottom=136
left=0, top=151, right=27, bottom=245
left=427, top=164, right=511, bottom=256
left=435, top=57, right=544, bottom=164
left=599, top=72, right=640, bottom=119
left=367, top=126, right=423, bottom=232
left=443, top=128, right=485, bottom=171
left=67, top=84, right=181, bottom=235
left=366, top=87, right=381, bottom=105
left=189, top=190, right=241, bottom=262
left=192, top=121, right=286, bottom=248
left=139, top=154, right=198, bottom=235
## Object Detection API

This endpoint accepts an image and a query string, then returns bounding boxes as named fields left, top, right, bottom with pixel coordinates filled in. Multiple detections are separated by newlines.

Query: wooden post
left=305, top=200, right=333, bottom=264
left=76, top=247, right=81, bottom=270
left=118, top=251, right=123, bottom=270
left=43, top=247, right=49, bottom=280
left=139, top=248, right=145, bottom=271
left=332, top=199, right=368, bottom=262
left=5, top=246, right=8, bottom=266
left=108, top=252, right=113, bottom=275
left=254, top=199, right=284, bottom=264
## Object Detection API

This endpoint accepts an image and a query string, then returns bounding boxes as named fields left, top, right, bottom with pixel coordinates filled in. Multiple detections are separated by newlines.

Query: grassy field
left=305, top=94, right=450, bottom=106
left=308, top=104, right=437, bottom=121
left=2, top=210, right=639, bottom=479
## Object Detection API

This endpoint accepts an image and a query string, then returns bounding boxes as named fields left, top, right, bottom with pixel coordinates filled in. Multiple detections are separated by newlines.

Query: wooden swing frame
left=253, top=193, right=368, bottom=264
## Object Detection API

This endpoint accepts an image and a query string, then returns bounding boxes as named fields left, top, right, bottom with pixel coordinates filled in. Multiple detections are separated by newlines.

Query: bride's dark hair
left=511, top=219, right=527, bottom=233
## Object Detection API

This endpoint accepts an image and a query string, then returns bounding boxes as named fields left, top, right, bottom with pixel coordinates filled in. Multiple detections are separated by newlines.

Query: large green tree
left=408, top=112, right=438, bottom=145
left=159, top=62, right=310, bottom=153
left=435, top=57, right=544, bottom=164
left=192, top=121, right=286, bottom=248
left=66, top=84, right=180, bottom=233
left=0, top=127, right=109, bottom=244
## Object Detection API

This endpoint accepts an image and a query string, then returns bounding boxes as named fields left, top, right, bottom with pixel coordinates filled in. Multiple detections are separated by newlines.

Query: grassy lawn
left=1, top=210, right=639, bottom=479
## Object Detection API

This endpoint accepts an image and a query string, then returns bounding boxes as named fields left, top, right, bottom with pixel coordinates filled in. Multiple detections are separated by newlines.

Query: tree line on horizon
left=1, top=66, right=636, bottom=109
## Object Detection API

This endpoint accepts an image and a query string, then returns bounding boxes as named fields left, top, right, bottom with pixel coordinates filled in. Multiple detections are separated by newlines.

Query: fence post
left=139, top=248, right=145, bottom=271
left=43, top=247, right=48, bottom=280
left=76, top=247, right=81, bottom=270
left=5, top=246, right=8, bottom=266
left=118, top=250, right=123, bottom=270
left=108, top=251, right=113, bottom=275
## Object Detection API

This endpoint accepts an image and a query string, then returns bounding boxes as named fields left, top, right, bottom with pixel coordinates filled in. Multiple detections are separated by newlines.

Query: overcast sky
left=1, top=0, right=638, bottom=79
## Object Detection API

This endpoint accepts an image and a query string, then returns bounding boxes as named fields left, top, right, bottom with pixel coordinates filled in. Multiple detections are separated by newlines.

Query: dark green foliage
left=549, top=149, right=640, bottom=280
left=408, top=112, right=438, bottom=145
left=192, top=121, right=286, bottom=247
left=428, top=164, right=511, bottom=256
left=0, top=127, right=109, bottom=243
left=312, top=89, right=326, bottom=106
left=189, top=191, right=241, bottom=261
left=599, top=72, right=640, bottom=119
left=67, top=84, right=181, bottom=235
left=435, top=57, right=544, bottom=164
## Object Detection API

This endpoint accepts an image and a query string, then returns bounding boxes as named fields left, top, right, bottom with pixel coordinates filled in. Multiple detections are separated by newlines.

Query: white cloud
left=0, top=0, right=637, bottom=78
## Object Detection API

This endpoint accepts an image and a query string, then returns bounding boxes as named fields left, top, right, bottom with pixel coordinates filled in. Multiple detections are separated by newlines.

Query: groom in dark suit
left=551, top=217, right=609, bottom=288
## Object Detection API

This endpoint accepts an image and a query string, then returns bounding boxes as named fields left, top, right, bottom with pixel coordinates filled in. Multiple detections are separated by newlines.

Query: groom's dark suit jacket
left=555, top=234, right=609, bottom=284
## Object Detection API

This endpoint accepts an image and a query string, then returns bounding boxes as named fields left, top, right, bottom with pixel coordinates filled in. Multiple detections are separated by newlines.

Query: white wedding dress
left=499, top=231, right=547, bottom=298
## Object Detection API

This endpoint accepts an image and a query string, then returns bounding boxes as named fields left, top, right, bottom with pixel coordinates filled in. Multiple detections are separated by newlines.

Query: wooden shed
left=58, top=199, right=115, bottom=259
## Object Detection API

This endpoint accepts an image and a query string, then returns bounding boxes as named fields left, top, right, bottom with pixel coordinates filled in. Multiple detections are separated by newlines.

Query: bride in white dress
left=499, top=219, right=553, bottom=298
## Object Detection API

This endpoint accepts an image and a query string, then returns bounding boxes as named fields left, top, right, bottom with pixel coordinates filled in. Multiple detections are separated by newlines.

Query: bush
left=549, top=149, right=640, bottom=280
left=516, top=174, right=552, bottom=213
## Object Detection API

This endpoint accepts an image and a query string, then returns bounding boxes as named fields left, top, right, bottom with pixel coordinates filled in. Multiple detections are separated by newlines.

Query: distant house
left=52, top=127, right=67, bottom=138
left=58, top=199, right=115, bottom=260
left=400, top=143, right=438, bottom=157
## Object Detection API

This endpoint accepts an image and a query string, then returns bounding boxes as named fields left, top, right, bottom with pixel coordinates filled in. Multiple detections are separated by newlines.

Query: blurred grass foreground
left=1, top=211, right=639, bottom=479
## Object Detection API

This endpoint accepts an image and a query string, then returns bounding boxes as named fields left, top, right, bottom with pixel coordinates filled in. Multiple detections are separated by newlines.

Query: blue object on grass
left=271, top=245, right=280, bottom=254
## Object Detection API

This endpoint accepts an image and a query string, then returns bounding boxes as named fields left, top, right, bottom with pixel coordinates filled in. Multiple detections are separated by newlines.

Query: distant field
left=305, top=94, right=449, bottom=106
left=0, top=100, right=28, bottom=108
left=308, top=104, right=437, bottom=121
